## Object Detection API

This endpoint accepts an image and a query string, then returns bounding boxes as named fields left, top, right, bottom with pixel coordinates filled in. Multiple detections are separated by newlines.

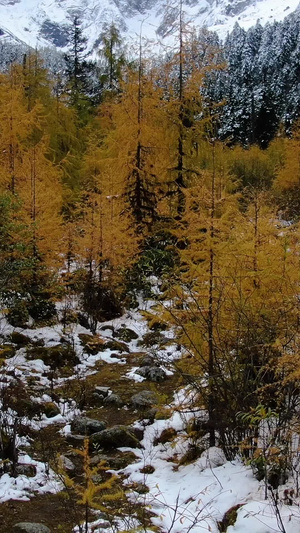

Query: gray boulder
left=66, top=434, right=85, bottom=446
left=90, top=451, right=138, bottom=470
left=93, top=386, right=111, bottom=404
left=15, top=464, right=37, bottom=477
left=90, top=425, right=141, bottom=449
left=71, top=416, right=106, bottom=435
left=129, top=425, right=144, bottom=441
left=103, top=394, right=123, bottom=407
left=13, top=523, right=51, bottom=533
left=135, top=366, right=166, bottom=382
left=59, top=455, right=75, bottom=471
left=94, top=386, right=110, bottom=397
left=131, top=391, right=157, bottom=409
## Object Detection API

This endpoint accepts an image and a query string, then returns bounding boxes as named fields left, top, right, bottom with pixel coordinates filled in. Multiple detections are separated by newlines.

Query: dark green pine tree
left=98, top=23, right=126, bottom=98
left=64, top=16, right=97, bottom=122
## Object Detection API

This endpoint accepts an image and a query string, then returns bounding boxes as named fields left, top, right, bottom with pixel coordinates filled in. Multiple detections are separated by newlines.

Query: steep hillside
left=0, top=0, right=298, bottom=50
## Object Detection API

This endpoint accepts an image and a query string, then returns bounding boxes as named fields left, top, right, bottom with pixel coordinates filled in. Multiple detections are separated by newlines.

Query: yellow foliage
left=58, top=438, right=124, bottom=529
left=273, top=136, right=300, bottom=191
left=78, top=132, right=140, bottom=284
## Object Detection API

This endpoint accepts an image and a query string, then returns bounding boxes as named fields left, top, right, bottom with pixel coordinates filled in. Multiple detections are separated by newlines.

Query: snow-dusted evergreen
left=205, top=9, right=300, bottom=145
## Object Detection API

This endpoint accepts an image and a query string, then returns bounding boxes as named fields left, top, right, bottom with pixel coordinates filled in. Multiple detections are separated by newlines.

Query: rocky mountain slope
left=0, top=0, right=299, bottom=51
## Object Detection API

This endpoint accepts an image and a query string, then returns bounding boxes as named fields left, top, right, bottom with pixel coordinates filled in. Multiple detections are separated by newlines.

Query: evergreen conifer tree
left=64, top=17, right=97, bottom=122
left=98, top=23, right=126, bottom=98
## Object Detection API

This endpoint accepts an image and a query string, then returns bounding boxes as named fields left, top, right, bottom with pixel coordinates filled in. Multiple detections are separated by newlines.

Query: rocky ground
left=0, top=301, right=185, bottom=531
left=0, top=300, right=300, bottom=532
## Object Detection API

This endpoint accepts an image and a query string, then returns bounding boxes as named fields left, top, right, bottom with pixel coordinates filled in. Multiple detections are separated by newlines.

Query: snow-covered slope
left=0, top=0, right=299, bottom=50
left=1, top=301, right=300, bottom=532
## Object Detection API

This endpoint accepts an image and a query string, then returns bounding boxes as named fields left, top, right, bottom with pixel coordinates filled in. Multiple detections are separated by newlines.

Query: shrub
left=82, top=279, right=122, bottom=333
left=7, top=300, right=29, bottom=327
left=28, top=295, right=57, bottom=321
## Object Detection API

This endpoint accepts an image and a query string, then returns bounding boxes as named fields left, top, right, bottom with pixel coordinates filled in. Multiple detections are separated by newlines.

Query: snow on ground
left=1, top=292, right=180, bottom=390
left=1, top=300, right=300, bottom=532
left=0, top=301, right=153, bottom=385
left=228, top=500, right=300, bottom=533
left=115, top=410, right=300, bottom=533
left=0, top=307, right=154, bottom=506
left=0, top=453, right=62, bottom=503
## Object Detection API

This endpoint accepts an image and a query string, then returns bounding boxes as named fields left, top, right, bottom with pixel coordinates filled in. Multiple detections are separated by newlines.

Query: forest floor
left=0, top=296, right=300, bottom=532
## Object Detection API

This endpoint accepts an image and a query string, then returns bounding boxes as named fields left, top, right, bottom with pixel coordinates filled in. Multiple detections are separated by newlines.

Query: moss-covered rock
left=114, top=327, right=139, bottom=342
left=78, top=334, right=106, bottom=355
left=10, top=332, right=32, bottom=346
left=91, top=451, right=138, bottom=470
left=42, top=402, right=60, bottom=418
left=110, top=451, right=138, bottom=469
left=66, top=434, right=86, bottom=446
left=103, top=394, right=123, bottom=407
left=0, top=344, right=16, bottom=358
left=15, top=464, right=37, bottom=477
left=137, top=331, right=168, bottom=348
left=131, top=391, right=158, bottom=410
left=104, top=340, right=130, bottom=353
left=27, top=344, right=79, bottom=368
left=90, top=425, right=141, bottom=450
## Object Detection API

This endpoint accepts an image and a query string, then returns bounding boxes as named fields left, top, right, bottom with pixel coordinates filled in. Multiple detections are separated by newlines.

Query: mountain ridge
left=0, top=0, right=299, bottom=51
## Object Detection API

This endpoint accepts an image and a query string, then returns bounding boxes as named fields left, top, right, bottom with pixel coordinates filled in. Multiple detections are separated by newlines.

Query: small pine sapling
left=58, top=438, right=124, bottom=532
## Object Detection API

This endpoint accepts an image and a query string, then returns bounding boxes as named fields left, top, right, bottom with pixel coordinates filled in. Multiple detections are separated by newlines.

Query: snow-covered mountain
left=0, top=0, right=299, bottom=51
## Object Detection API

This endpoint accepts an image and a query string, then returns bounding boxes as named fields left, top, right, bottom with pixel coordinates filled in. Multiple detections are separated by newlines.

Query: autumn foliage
left=0, top=46, right=299, bottom=459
